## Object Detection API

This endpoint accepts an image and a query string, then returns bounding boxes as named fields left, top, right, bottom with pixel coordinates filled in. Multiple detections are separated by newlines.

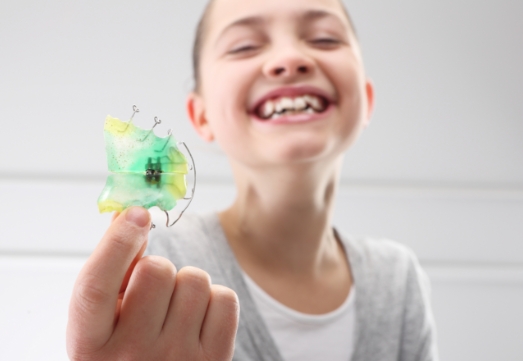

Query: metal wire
left=164, top=142, right=196, bottom=227
left=141, top=116, right=162, bottom=141
left=123, top=104, right=140, bottom=132
left=159, top=129, right=173, bottom=152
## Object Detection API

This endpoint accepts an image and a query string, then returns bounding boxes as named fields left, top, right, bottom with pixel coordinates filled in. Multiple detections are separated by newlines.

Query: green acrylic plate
left=97, top=116, right=189, bottom=213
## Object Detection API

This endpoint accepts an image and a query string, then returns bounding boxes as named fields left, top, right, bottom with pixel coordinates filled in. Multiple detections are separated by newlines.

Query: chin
left=264, top=133, right=340, bottom=165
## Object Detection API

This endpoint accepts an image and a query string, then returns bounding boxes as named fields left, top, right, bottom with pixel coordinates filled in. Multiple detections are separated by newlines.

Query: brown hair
left=191, top=0, right=357, bottom=92
left=192, top=0, right=216, bottom=92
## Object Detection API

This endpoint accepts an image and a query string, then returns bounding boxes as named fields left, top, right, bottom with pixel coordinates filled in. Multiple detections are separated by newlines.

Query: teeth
left=275, top=97, right=293, bottom=113
left=304, top=95, right=324, bottom=111
left=280, top=97, right=294, bottom=109
left=258, top=94, right=326, bottom=119
left=262, top=100, right=275, bottom=118
left=294, top=97, right=307, bottom=111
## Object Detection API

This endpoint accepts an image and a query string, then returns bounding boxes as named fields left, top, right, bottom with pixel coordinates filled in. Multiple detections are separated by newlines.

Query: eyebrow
left=302, top=9, right=345, bottom=24
left=216, top=16, right=265, bottom=42
left=215, top=9, right=348, bottom=42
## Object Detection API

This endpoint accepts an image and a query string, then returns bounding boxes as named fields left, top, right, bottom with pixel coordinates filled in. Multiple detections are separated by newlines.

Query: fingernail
left=125, top=207, right=150, bottom=228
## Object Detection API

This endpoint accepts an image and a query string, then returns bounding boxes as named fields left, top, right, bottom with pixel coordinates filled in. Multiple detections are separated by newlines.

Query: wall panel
left=2, top=181, right=521, bottom=265
left=426, top=266, right=523, bottom=361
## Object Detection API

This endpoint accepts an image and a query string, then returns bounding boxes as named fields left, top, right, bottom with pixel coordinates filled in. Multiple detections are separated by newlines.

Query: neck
left=220, top=156, right=344, bottom=276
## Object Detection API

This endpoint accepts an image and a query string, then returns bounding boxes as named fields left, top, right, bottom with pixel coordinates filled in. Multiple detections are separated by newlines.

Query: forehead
left=207, top=0, right=351, bottom=35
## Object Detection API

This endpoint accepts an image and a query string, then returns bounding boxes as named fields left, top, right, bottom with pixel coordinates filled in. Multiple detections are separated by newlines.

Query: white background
left=1, top=0, right=522, bottom=360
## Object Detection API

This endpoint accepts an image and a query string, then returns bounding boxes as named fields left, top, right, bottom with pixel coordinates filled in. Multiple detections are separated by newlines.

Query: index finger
left=67, top=207, right=150, bottom=352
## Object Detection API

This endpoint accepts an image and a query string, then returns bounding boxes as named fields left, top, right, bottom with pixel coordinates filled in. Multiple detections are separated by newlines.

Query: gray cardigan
left=146, top=213, right=439, bottom=361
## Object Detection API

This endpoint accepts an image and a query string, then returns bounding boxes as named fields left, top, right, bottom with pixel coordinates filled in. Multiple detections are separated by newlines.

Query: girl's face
left=188, top=0, right=374, bottom=169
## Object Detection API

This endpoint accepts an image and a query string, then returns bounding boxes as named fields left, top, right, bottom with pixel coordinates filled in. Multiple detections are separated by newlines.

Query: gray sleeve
left=399, top=251, right=439, bottom=361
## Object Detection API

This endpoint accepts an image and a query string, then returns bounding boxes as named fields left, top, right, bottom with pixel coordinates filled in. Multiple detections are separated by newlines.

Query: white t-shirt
left=242, top=272, right=356, bottom=361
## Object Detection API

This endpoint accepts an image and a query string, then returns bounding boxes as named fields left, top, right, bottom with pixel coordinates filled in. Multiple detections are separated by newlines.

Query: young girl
left=67, top=0, right=438, bottom=360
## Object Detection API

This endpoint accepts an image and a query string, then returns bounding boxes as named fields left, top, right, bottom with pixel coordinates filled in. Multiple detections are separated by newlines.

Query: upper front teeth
left=262, top=101, right=275, bottom=118
left=294, top=96, right=307, bottom=111
left=260, top=94, right=326, bottom=119
left=304, top=95, right=323, bottom=111
left=276, top=97, right=294, bottom=113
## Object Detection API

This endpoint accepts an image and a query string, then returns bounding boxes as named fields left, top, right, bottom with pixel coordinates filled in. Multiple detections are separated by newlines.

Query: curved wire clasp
left=141, top=116, right=162, bottom=142
left=122, top=105, right=140, bottom=132
left=163, top=141, right=196, bottom=227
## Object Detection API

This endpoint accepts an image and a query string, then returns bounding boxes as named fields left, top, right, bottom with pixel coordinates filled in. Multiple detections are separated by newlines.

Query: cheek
left=323, top=56, right=369, bottom=148
left=202, top=57, right=258, bottom=118
left=337, top=89, right=367, bottom=151
left=334, top=62, right=365, bottom=109
left=200, top=59, right=262, bottom=154
left=201, top=86, right=251, bottom=161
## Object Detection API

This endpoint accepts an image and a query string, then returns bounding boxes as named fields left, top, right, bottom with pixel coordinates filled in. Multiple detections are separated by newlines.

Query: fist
left=67, top=207, right=239, bottom=361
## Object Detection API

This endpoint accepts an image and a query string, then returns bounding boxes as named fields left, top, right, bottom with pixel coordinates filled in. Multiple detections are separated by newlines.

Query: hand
left=67, top=207, right=239, bottom=361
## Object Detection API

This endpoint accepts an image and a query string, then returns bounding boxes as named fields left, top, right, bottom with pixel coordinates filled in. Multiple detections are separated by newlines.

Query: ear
left=186, top=92, right=215, bottom=142
left=363, top=78, right=375, bottom=127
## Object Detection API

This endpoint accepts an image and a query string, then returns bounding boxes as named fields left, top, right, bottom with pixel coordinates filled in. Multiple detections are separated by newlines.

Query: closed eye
left=310, top=38, right=342, bottom=45
left=228, top=44, right=259, bottom=54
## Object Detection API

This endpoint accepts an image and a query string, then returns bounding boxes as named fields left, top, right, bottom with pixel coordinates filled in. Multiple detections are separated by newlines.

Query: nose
left=262, top=47, right=315, bottom=80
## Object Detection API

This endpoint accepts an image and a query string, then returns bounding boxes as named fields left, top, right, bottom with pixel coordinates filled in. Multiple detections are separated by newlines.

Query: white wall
left=1, top=0, right=522, bottom=360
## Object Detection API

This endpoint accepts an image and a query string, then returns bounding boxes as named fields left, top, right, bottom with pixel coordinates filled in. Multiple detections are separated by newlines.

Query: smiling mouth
left=255, top=94, right=329, bottom=120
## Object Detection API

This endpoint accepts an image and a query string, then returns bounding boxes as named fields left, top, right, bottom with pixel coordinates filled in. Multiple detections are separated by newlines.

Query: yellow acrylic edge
left=98, top=199, right=124, bottom=214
